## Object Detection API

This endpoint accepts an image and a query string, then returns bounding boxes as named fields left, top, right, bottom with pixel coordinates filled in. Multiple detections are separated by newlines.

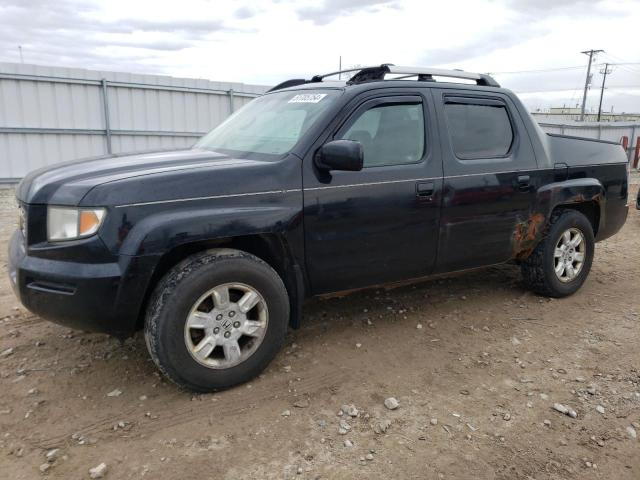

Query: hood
left=16, top=148, right=263, bottom=205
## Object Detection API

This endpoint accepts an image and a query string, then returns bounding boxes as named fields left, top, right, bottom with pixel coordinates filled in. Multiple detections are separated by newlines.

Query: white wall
left=0, top=62, right=268, bottom=180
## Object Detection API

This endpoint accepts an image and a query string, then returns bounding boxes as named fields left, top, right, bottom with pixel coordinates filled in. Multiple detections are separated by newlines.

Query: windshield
left=195, top=89, right=341, bottom=156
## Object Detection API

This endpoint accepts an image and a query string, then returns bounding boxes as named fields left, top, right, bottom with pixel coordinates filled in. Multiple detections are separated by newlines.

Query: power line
left=611, top=64, right=640, bottom=76
left=491, top=65, right=585, bottom=75
left=491, top=62, right=640, bottom=76
left=603, top=58, right=640, bottom=76
left=486, top=55, right=638, bottom=109
left=515, top=85, right=640, bottom=94
left=601, top=52, right=640, bottom=74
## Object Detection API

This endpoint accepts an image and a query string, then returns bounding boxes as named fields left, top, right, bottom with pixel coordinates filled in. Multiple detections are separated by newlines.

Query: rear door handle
left=517, top=175, right=530, bottom=192
left=416, top=181, right=435, bottom=200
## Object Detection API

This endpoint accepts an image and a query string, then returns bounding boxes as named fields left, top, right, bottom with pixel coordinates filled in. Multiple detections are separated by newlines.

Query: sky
left=1, top=0, right=639, bottom=113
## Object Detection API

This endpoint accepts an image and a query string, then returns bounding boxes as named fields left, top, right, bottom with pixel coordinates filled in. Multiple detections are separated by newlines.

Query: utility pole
left=580, top=49, right=603, bottom=121
left=597, top=63, right=613, bottom=122
left=338, top=56, right=342, bottom=80
left=18, top=45, right=23, bottom=64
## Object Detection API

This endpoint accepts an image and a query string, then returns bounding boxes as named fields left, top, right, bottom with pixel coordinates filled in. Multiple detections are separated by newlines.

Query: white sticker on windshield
left=288, top=93, right=328, bottom=104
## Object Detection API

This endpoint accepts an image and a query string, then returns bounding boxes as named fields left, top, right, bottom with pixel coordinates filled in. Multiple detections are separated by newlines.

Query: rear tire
left=521, top=210, right=595, bottom=298
left=144, top=249, right=289, bottom=392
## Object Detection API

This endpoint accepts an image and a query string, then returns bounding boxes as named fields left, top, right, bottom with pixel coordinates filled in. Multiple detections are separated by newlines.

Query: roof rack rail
left=310, top=66, right=367, bottom=82
left=267, top=78, right=308, bottom=92
left=346, top=65, right=500, bottom=87
left=268, top=64, right=500, bottom=92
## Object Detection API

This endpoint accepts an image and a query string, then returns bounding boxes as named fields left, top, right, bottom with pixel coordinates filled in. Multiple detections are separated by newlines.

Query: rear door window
left=444, top=99, right=513, bottom=159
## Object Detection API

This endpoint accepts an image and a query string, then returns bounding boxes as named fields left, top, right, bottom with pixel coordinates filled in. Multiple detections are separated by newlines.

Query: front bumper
left=8, top=230, right=158, bottom=338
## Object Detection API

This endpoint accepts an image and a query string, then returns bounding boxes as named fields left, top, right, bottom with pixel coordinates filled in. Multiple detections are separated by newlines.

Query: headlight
left=47, top=206, right=106, bottom=241
left=18, top=205, right=26, bottom=238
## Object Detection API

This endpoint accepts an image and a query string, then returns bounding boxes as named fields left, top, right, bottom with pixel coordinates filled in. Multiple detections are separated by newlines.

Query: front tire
left=521, top=210, right=595, bottom=298
left=144, top=249, right=289, bottom=392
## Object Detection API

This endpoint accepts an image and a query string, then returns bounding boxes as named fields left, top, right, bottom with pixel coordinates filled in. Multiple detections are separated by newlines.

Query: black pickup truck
left=8, top=65, right=629, bottom=392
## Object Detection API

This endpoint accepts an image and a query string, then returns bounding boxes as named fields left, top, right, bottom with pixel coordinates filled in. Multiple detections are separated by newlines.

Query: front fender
left=95, top=197, right=305, bottom=333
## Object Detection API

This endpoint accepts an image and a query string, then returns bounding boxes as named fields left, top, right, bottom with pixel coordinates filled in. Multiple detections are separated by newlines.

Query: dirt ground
left=1, top=176, right=639, bottom=480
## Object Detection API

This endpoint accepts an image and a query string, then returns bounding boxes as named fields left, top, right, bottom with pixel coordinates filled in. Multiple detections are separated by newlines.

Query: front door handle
left=517, top=175, right=530, bottom=192
left=416, top=181, right=435, bottom=200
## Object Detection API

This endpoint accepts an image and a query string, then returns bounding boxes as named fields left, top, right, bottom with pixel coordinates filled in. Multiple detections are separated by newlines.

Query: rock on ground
left=341, top=404, right=359, bottom=417
left=45, top=448, right=60, bottom=462
left=553, top=403, right=577, bottom=418
left=0, top=347, right=13, bottom=357
left=373, top=419, right=392, bottom=434
left=89, top=462, right=107, bottom=479
left=384, top=397, right=399, bottom=410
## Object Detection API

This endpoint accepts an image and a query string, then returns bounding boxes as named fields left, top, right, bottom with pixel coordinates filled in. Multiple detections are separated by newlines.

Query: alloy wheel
left=184, top=283, right=268, bottom=369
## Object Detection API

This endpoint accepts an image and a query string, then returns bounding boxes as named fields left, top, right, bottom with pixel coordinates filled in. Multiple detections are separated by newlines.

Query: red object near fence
left=621, top=136, right=628, bottom=152
left=634, top=136, right=640, bottom=169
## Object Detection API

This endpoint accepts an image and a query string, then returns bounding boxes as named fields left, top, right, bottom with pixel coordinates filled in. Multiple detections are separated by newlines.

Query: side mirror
left=315, top=140, right=363, bottom=172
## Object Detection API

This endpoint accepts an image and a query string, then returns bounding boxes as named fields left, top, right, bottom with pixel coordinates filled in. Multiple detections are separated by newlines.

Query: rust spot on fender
left=513, top=213, right=546, bottom=259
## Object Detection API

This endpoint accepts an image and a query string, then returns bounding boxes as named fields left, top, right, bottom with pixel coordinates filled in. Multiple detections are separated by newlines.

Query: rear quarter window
left=444, top=101, right=514, bottom=159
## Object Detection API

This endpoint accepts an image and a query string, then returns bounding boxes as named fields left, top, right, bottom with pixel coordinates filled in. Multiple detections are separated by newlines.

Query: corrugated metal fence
left=0, top=62, right=268, bottom=180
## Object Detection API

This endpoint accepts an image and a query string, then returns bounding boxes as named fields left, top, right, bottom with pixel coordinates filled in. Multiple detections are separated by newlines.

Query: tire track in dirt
left=126, top=369, right=352, bottom=437
left=32, top=368, right=352, bottom=449
left=2, top=314, right=44, bottom=329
